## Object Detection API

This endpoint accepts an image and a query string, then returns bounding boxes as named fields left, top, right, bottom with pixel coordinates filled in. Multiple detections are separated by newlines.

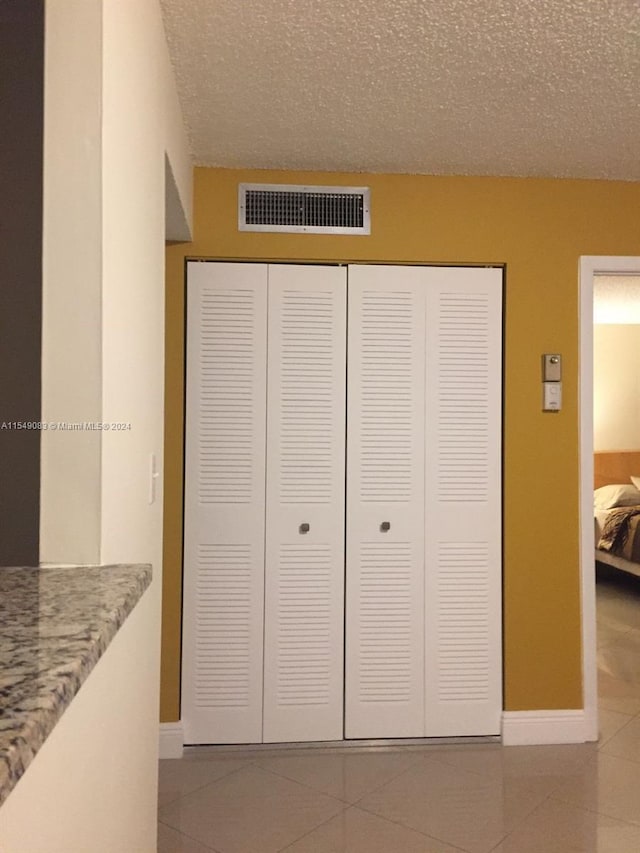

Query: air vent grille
left=239, top=183, right=370, bottom=235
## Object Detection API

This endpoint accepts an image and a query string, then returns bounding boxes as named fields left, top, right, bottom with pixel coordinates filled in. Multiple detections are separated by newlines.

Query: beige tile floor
left=158, top=568, right=640, bottom=852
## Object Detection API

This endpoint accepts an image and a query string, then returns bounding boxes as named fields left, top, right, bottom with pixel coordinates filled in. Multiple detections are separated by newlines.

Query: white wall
left=0, top=589, right=157, bottom=853
left=594, top=325, right=640, bottom=451
left=100, top=0, right=167, bottom=569
left=40, top=0, right=103, bottom=564
left=35, top=0, right=192, bottom=848
left=594, top=276, right=640, bottom=323
left=41, top=0, right=192, bottom=567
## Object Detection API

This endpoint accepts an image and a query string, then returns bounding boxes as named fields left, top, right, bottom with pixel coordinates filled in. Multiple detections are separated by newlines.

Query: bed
left=594, top=451, right=640, bottom=578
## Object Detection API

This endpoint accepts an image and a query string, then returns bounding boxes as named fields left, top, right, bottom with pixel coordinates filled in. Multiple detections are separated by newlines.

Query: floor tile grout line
left=597, top=708, right=634, bottom=733
left=159, top=752, right=436, bottom=829
left=576, top=746, right=640, bottom=773
left=597, top=713, right=638, bottom=750
left=158, top=818, right=223, bottom=853
left=158, top=741, right=632, bottom=852
left=157, top=758, right=348, bottom=853
left=547, top=785, right=640, bottom=829
left=352, top=761, right=561, bottom=853
left=547, top=749, right=640, bottom=827
left=158, top=762, right=256, bottom=814
left=349, top=802, right=473, bottom=853
left=280, top=801, right=483, bottom=853
left=483, top=791, right=560, bottom=853
left=158, top=759, right=253, bottom=796
left=274, top=804, right=352, bottom=852
left=162, top=746, right=593, bottom=850
left=598, top=700, right=640, bottom=716
left=158, top=762, right=346, bottom=853
left=248, top=750, right=430, bottom=806
left=242, top=758, right=357, bottom=805
left=345, top=751, right=432, bottom=805
left=352, top=798, right=470, bottom=852
left=398, top=748, right=592, bottom=800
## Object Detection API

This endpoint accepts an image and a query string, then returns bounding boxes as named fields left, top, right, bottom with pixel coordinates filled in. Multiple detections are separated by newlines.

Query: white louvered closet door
left=345, top=265, right=427, bottom=739
left=423, top=267, right=502, bottom=736
left=263, top=265, right=347, bottom=743
left=182, top=262, right=267, bottom=744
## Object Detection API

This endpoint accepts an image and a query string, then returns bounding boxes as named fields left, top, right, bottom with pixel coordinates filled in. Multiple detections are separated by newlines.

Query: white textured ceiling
left=160, top=0, right=640, bottom=179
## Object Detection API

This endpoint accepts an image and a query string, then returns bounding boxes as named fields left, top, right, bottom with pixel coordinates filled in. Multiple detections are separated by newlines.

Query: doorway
left=579, top=256, right=640, bottom=742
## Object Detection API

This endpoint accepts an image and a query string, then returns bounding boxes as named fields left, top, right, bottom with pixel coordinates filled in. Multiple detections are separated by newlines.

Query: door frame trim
left=579, top=255, right=640, bottom=742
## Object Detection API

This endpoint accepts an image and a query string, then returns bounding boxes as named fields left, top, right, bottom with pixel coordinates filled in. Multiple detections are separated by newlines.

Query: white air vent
left=239, top=183, right=370, bottom=235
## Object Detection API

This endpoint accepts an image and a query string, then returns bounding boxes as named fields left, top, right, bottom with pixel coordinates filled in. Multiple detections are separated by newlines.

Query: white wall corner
left=160, top=12, right=193, bottom=240
left=165, top=154, right=192, bottom=242
left=159, top=722, right=184, bottom=758
left=502, top=710, right=589, bottom=746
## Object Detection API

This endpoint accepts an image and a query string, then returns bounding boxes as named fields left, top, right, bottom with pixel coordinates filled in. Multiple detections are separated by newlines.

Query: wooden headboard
left=594, top=451, right=640, bottom=489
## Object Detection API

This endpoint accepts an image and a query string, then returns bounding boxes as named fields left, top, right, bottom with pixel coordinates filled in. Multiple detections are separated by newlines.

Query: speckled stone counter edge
left=0, top=564, right=152, bottom=807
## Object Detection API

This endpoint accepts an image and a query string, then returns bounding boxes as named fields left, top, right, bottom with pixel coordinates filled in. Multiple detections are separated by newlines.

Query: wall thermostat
left=543, top=382, right=562, bottom=411
left=542, top=354, right=562, bottom=382
left=542, top=354, right=562, bottom=411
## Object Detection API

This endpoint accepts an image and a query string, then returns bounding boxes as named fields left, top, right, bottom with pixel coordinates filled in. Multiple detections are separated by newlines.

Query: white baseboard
left=160, top=713, right=590, bottom=753
left=159, top=722, right=184, bottom=758
left=502, top=710, right=588, bottom=745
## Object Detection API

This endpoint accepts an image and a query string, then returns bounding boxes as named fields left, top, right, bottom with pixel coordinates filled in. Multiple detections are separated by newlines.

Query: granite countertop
left=0, top=563, right=152, bottom=807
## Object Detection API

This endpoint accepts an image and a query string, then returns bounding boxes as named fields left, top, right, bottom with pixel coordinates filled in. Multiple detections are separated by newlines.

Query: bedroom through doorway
left=580, top=257, right=640, bottom=743
left=593, top=274, right=640, bottom=725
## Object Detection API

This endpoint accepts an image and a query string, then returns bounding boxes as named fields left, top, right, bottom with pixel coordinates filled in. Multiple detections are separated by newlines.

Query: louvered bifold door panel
left=345, top=265, right=426, bottom=739
left=423, top=267, right=502, bottom=737
left=182, top=262, right=267, bottom=744
left=263, top=265, right=347, bottom=743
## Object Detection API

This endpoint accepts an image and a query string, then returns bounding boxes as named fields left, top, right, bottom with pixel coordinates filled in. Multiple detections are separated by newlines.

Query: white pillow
left=594, top=483, right=640, bottom=510
left=632, top=476, right=640, bottom=491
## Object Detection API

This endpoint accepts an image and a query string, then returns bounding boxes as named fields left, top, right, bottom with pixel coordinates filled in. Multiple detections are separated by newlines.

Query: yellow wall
left=161, top=166, right=640, bottom=722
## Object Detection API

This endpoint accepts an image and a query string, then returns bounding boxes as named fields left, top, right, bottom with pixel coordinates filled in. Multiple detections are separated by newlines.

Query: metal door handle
left=380, top=521, right=390, bottom=532
left=299, top=523, right=310, bottom=534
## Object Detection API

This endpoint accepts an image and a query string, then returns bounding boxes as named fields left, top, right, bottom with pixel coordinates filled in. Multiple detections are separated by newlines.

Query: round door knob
left=380, top=521, right=390, bottom=532
left=299, top=523, right=310, bottom=534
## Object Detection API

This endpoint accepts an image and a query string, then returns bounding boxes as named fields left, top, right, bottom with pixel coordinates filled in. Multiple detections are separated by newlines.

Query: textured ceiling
left=160, top=0, right=640, bottom=179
